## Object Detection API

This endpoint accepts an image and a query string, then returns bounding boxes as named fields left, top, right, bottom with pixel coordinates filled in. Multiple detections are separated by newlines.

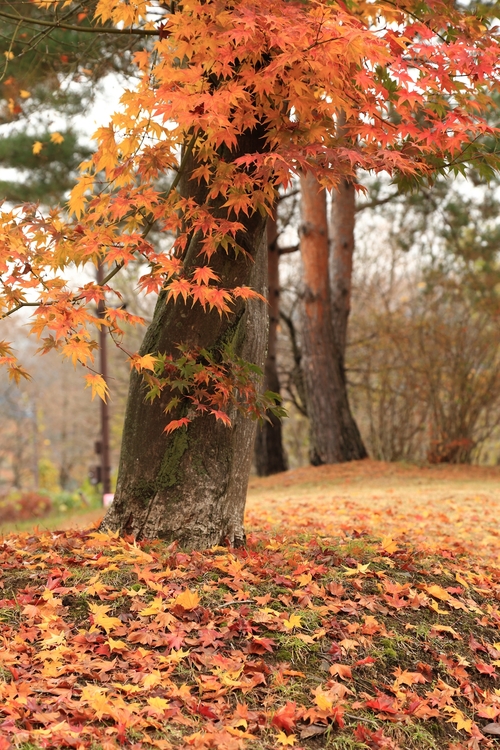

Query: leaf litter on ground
left=2, top=460, right=500, bottom=749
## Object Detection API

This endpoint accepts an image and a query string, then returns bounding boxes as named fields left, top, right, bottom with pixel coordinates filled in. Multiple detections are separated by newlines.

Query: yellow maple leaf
left=147, top=696, right=170, bottom=713
left=276, top=731, right=296, bottom=746
left=84, top=373, right=109, bottom=402
left=107, top=638, right=128, bottom=652
left=139, top=596, right=165, bottom=617
left=343, top=563, right=371, bottom=576
left=313, top=688, right=333, bottom=712
left=283, top=613, right=302, bottom=630
left=63, top=338, right=95, bottom=367
left=69, top=174, right=94, bottom=218
left=380, top=536, right=398, bottom=554
left=430, top=624, right=459, bottom=638
left=20, top=90, right=31, bottom=98
left=131, top=353, right=158, bottom=372
left=446, top=709, right=472, bottom=733
left=142, top=670, right=163, bottom=689
left=81, top=685, right=111, bottom=719
left=160, top=648, right=190, bottom=665
left=425, top=584, right=450, bottom=601
left=428, top=599, right=449, bottom=615
left=89, top=603, right=121, bottom=634
left=215, top=667, right=243, bottom=687
left=32, top=141, right=44, bottom=155
left=50, top=132, right=64, bottom=144
left=85, top=574, right=108, bottom=597
left=173, top=589, right=200, bottom=610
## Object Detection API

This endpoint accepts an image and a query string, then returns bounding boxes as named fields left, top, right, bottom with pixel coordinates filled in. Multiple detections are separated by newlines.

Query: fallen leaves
left=3, top=479, right=500, bottom=748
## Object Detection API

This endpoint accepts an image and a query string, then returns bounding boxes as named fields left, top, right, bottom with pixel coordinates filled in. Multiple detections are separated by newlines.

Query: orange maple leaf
left=163, top=417, right=191, bottom=434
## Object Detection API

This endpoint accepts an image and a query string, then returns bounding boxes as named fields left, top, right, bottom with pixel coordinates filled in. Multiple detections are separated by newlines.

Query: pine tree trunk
left=100, top=134, right=268, bottom=549
left=254, top=213, right=288, bottom=476
left=299, top=172, right=367, bottom=465
left=330, top=174, right=367, bottom=461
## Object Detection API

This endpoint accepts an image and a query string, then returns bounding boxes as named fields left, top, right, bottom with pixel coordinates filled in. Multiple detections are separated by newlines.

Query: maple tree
left=0, top=0, right=499, bottom=545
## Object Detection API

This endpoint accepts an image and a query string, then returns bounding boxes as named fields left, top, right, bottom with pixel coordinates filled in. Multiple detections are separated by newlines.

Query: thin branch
left=1, top=302, right=40, bottom=319
left=277, top=188, right=300, bottom=203
left=0, top=17, right=21, bottom=83
left=0, top=9, right=159, bottom=36
left=356, top=190, right=400, bottom=212
left=278, top=244, right=299, bottom=256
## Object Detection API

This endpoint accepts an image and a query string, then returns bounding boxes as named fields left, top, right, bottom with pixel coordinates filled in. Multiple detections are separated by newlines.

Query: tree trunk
left=254, top=213, right=288, bottom=476
left=330, top=178, right=355, bottom=363
left=330, top=174, right=368, bottom=460
left=100, top=133, right=268, bottom=549
left=299, top=172, right=367, bottom=465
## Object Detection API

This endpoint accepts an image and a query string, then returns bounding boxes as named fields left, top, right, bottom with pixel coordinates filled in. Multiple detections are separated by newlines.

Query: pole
left=96, top=263, right=111, bottom=496
left=32, top=397, right=39, bottom=490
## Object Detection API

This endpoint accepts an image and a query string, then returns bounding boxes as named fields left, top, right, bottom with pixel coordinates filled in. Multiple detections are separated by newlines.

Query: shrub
left=0, top=491, right=52, bottom=523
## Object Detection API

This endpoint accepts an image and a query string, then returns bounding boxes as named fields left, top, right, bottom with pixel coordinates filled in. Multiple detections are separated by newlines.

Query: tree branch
left=356, top=190, right=400, bottom=212
left=0, top=9, right=159, bottom=36
left=278, top=244, right=299, bottom=256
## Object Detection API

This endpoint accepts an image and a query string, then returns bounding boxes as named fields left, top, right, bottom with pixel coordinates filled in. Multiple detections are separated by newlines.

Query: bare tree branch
left=0, top=9, right=159, bottom=36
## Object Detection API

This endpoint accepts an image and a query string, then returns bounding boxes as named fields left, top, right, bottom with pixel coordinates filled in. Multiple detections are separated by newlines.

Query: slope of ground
left=247, top=460, right=500, bottom=565
left=1, top=461, right=500, bottom=750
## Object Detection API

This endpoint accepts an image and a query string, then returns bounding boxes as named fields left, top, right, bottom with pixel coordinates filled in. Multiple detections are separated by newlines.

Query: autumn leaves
left=2, top=516, right=500, bottom=749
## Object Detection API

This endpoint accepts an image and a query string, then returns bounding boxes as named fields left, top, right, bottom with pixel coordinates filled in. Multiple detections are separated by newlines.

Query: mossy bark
left=100, top=131, right=268, bottom=548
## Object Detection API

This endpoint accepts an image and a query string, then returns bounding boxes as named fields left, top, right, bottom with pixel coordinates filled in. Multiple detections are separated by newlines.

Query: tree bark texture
left=100, top=131, right=268, bottom=549
left=299, top=172, right=367, bottom=465
left=254, top=213, right=288, bottom=476
left=330, top=178, right=355, bottom=363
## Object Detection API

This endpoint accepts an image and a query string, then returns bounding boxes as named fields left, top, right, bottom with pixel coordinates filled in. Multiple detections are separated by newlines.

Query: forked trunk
left=254, top=213, right=288, bottom=476
left=100, top=134, right=268, bottom=548
left=299, top=172, right=367, bottom=465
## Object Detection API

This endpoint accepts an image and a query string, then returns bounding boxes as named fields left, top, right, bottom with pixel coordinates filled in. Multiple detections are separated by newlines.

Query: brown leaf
left=300, top=724, right=327, bottom=739
left=483, top=724, right=500, bottom=735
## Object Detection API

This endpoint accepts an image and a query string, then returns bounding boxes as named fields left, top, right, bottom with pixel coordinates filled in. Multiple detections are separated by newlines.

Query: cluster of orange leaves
left=3, top=490, right=500, bottom=750
left=0, top=0, right=499, bottom=414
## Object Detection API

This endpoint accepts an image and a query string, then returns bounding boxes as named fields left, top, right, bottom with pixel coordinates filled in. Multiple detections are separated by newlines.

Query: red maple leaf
left=272, top=701, right=298, bottom=733
left=365, top=694, right=399, bottom=715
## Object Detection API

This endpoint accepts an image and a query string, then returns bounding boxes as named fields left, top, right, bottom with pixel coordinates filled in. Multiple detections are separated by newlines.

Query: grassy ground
left=1, top=460, right=500, bottom=750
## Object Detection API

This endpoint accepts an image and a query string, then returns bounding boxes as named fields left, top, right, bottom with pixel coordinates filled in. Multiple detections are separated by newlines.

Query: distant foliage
left=0, top=490, right=52, bottom=522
